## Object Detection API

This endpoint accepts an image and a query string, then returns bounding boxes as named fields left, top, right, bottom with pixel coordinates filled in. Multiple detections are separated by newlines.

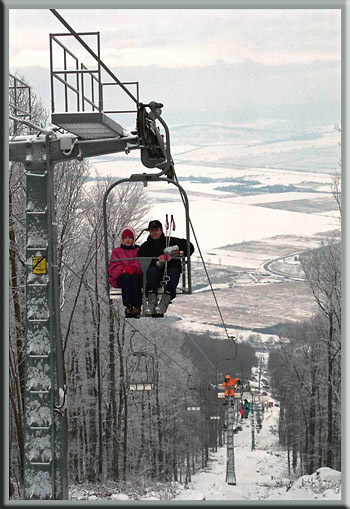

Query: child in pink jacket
left=108, top=226, right=143, bottom=317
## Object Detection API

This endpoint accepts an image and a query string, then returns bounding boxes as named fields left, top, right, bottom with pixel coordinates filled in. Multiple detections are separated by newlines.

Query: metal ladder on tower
left=225, top=395, right=237, bottom=485
left=24, top=136, right=68, bottom=499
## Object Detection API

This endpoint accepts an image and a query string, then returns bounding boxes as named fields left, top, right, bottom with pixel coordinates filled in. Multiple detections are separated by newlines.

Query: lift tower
left=9, top=9, right=171, bottom=499
left=225, top=395, right=237, bottom=485
left=215, top=352, right=239, bottom=486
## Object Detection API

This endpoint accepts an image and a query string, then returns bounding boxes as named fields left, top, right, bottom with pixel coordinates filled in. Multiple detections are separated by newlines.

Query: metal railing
left=9, top=73, right=33, bottom=135
left=49, top=31, right=139, bottom=115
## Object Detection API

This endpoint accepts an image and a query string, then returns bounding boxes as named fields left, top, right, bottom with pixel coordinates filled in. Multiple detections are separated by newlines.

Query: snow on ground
left=141, top=196, right=338, bottom=252
left=170, top=405, right=341, bottom=502
left=70, top=404, right=340, bottom=501
left=89, top=125, right=338, bottom=256
left=69, top=403, right=341, bottom=501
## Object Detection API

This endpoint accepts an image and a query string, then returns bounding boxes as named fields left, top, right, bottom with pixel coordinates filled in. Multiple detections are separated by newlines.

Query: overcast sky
left=9, top=8, right=341, bottom=126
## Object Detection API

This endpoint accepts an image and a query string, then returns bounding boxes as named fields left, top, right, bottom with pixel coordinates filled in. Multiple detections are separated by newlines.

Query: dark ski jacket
left=137, top=232, right=194, bottom=271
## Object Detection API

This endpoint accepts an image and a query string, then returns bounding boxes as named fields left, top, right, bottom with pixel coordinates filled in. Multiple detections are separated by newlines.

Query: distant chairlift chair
left=126, top=351, right=155, bottom=391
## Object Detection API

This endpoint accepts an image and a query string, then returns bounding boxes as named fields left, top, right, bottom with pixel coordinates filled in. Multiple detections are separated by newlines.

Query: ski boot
left=155, top=292, right=172, bottom=315
left=144, top=293, right=158, bottom=315
left=132, top=306, right=141, bottom=318
left=125, top=304, right=135, bottom=318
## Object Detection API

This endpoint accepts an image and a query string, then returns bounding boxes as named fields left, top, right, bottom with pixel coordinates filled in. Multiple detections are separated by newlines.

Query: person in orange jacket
left=222, top=375, right=241, bottom=404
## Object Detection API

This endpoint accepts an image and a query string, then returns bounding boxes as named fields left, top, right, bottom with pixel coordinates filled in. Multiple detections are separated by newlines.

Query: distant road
left=261, top=252, right=306, bottom=281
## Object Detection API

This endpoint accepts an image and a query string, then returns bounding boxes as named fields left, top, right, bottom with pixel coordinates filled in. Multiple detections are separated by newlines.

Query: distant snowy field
left=92, top=120, right=339, bottom=255
left=93, top=120, right=340, bottom=335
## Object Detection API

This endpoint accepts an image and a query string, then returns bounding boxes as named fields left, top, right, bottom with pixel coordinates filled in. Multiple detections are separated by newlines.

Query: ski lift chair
left=184, top=377, right=202, bottom=411
left=184, top=389, right=201, bottom=411
left=215, top=354, right=243, bottom=404
left=106, top=215, right=192, bottom=318
left=108, top=249, right=189, bottom=306
left=126, top=351, right=155, bottom=391
left=103, top=102, right=192, bottom=318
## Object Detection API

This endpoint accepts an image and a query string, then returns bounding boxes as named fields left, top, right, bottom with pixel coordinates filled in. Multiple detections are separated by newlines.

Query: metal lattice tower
left=24, top=136, right=67, bottom=499
left=225, top=396, right=237, bottom=485
left=9, top=9, right=174, bottom=498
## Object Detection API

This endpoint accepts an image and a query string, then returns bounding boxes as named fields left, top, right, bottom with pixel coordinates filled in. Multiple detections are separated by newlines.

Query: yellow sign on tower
left=32, top=256, right=47, bottom=274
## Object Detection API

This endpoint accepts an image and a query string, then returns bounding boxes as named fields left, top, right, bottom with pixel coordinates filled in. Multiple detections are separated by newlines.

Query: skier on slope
left=222, top=375, right=241, bottom=405
left=244, top=399, right=251, bottom=418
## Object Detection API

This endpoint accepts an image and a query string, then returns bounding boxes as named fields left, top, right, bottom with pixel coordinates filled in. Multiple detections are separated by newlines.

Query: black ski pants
left=146, top=266, right=180, bottom=299
left=117, top=273, right=142, bottom=306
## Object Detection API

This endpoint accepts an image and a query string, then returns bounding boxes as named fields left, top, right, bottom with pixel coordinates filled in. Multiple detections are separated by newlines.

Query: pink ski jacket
left=108, top=245, right=143, bottom=288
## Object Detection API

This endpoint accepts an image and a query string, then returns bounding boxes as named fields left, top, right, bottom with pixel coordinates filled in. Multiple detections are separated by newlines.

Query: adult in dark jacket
left=137, top=219, right=194, bottom=315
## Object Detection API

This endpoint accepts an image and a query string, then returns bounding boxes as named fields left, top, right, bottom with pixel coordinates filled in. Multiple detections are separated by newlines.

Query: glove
left=158, top=254, right=171, bottom=262
left=236, top=380, right=241, bottom=386
left=164, top=245, right=179, bottom=258
left=156, top=253, right=171, bottom=268
left=123, top=265, right=136, bottom=275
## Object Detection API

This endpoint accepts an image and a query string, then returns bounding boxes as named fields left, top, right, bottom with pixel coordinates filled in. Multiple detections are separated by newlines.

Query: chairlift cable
left=61, top=258, right=193, bottom=375
left=172, top=171, right=234, bottom=343
left=122, top=318, right=191, bottom=375
left=185, top=332, right=217, bottom=371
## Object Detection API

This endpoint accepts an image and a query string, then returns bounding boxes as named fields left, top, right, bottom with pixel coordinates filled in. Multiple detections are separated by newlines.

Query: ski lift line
left=188, top=219, right=230, bottom=340
left=8, top=114, right=53, bottom=136
left=50, top=9, right=138, bottom=105
left=123, top=317, right=191, bottom=376
left=173, top=171, right=233, bottom=343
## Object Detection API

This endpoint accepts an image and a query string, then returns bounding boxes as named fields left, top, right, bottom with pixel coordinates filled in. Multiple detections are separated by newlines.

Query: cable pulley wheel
left=137, top=105, right=166, bottom=168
